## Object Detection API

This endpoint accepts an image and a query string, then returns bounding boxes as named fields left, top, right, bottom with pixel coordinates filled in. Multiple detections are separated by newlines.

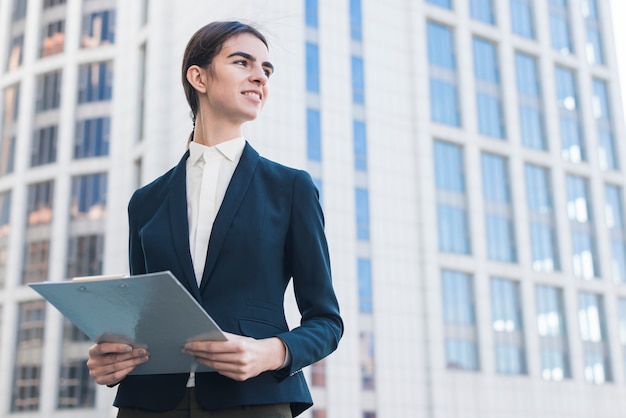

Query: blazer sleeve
left=275, top=170, right=343, bottom=378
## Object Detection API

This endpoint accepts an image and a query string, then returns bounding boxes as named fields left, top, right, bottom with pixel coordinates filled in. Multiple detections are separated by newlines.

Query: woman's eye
left=234, top=60, right=247, bottom=66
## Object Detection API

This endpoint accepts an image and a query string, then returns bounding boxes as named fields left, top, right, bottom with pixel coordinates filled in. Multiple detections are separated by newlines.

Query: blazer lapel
left=199, top=143, right=259, bottom=291
left=167, top=151, right=202, bottom=299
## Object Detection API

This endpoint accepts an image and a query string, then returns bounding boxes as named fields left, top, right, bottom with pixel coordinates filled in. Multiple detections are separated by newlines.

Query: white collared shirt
left=186, top=137, right=245, bottom=285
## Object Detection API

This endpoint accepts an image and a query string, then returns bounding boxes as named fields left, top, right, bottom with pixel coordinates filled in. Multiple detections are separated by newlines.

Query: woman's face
left=201, top=33, right=273, bottom=127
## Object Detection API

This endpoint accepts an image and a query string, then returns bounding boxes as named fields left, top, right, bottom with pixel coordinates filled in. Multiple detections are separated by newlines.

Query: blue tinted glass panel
left=446, top=340, right=478, bottom=370
left=549, top=3, right=573, bottom=54
left=350, top=0, right=362, bottom=40
left=434, top=141, right=464, bottom=192
left=438, top=204, right=470, bottom=254
left=306, top=108, right=321, bottom=161
left=491, top=278, right=522, bottom=329
left=306, top=43, right=320, bottom=93
left=511, top=0, right=534, bottom=39
left=442, top=270, right=474, bottom=324
left=78, top=62, right=113, bottom=103
left=427, top=0, right=452, bottom=9
left=358, top=258, right=372, bottom=313
left=470, top=0, right=494, bottom=24
left=482, top=153, right=509, bottom=202
left=71, top=173, right=107, bottom=218
left=427, top=22, right=455, bottom=69
left=74, top=117, right=110, bottom=158
left=593, top=79, right=617, bottom=170
left=473, top=38, right=498, bottom=83
left=352, top=56, right=365, bottom=104
left=430, top=79, right=460, bottom=126
left=356, top=187, right=370, bottom=240
left=305, top=0, right=318, bottom=27
left=476, top=93, right=504, bottom=138
left=353, top=120, right=367, bottom=170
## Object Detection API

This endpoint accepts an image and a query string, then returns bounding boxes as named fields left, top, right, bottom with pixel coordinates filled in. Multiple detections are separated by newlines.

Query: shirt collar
left=188, top=137, right=245, bottom=165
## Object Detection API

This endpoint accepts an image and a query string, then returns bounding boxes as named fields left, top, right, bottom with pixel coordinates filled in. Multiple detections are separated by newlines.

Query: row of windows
left=427, top=0, right=604, bottom=65
left=434, top=140, right=626, bottom=282
left=442, top=269, right=619, bottom=384
left=0, top=63, right=112, bottom=175
left=5, top=301, right=95, bottom=411
left=427, top=21, right=617, bottom=169
left=6, top=0, right=116, bottom=72
left=0, top=173, right=107, bottom=288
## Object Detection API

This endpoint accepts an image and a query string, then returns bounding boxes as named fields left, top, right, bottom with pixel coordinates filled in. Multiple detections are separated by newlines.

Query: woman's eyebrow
left=227, top=51, right=274, bottom=73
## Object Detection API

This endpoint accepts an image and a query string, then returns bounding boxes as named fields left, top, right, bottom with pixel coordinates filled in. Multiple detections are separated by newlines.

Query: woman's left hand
left=182, top=332, right=286, bottom=381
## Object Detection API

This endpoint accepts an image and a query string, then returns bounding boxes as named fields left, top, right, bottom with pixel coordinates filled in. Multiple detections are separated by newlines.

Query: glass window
left=31, top=125, right=58, bottom=167
left=77, top=61, right=113, bottom=103
left=536, top=285, right=570, bottom=380
left=12, top=0, right=28, bottom=21
left=356, top=187, right=370, bottom=240
left=352, top=56, right=365, bottom=104
left=515, top=52, right=545, bottom=150
left=70, top=173, right=107, bottom=220
left=618, top=299, right=626, bottom=380
left=40, top=19, right=65, bottom=57
left=353, top=120, right=367, bottom=171
left=358, top=258, right=373, bottom=313
left=525, top=164, right=559, bottom=271
left=305, top=0, right=318, bottom=28
left=81, top=9, right=116, bottom=48
left=549, top=0, right=573, bottom=55
left=360, top=331, right=376, bottom=389
left=511, top=0, right=534, bottom=39
left=555, top=66, right=584, bottom=162
left=582, top=0, right=603, bottom=64
left=427, top=0, right=452, bottom=9
left=0, top=191, right=11, bottom=288
left=434, top=141, right=470, bottom=254
left=12, top=301, right=46, bottom=412
left=7, top=33, right=24, bottom=71
left=1, top=84, right=19, bottom=176
left=593, top=79, right=617, bottom=170
left=442, top=270, right=479, bottom=371
left=66, top=234, right=104, bottom=279
left=43, top=0, right=66, bottom=8
left=306, top=42, right=320, bottom=93
left=470, top=0, right=494, bottom=24
left=473, top=38, right=504, bottom=139
left=35, top=70, right=62, bottom=113
left=482, top=153, right=516, bottom=262
left=428, top=22, right=460, bottom=127
left=74, top=117, right=110, bottom=158
left=578, top=292, right=612, bottom=383
left=491, top=278, right=526, bottom=375
left=58, top=320, right=94, bottom=409
left=566, top=175, right=599, bottom=279
left=605, top=184, right=626, bottom=282
left=26, top=181, right=54, bottom=226
left=306, top=108, right=321, bottom=161
left=350, top=0, right=363, bottom=41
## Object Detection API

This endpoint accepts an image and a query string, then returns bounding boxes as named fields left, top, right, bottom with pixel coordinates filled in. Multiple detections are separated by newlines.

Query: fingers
left=87, top=343, right=149, bottom=386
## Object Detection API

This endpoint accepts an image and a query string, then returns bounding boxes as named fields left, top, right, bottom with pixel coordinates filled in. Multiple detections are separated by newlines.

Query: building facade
left=0, top=0, right=625, bottom=417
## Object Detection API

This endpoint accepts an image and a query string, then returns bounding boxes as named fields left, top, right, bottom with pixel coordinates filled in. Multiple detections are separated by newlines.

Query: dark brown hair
left=181, top=21, right=268, bottom=142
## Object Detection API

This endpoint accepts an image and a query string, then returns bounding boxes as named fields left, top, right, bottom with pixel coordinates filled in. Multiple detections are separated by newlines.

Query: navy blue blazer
left=113, top=142, right=343, bottom=416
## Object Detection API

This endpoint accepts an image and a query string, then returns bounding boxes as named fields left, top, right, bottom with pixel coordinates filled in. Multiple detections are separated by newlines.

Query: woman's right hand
left=87, top=342, right=149, bottom=385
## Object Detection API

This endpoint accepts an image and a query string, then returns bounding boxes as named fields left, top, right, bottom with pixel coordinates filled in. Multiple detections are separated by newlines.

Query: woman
left=86, top=21, right=343, bottom=418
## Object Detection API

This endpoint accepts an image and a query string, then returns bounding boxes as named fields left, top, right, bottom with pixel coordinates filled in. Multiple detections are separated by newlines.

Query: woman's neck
left=192, top=113, right=243, bottom=147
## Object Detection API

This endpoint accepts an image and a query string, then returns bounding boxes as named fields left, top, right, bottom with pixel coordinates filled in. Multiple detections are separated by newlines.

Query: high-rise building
left=0, top=0, right=625, bottom=417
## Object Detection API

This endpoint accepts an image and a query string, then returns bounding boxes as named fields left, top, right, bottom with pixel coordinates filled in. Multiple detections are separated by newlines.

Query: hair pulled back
left=181, top=21, right=268, bottom=142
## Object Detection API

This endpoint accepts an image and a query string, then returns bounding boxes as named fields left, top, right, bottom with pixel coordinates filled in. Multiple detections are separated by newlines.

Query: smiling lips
left=243, top=91, right=262, bottom=101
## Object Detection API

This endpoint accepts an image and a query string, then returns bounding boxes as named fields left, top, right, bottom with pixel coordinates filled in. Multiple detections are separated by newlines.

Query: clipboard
left=29, top=271, right=227, bottom=375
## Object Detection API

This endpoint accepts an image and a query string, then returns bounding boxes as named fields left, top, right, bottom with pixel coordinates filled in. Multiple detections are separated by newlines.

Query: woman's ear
left=186, top=65, right=208, bottom=93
